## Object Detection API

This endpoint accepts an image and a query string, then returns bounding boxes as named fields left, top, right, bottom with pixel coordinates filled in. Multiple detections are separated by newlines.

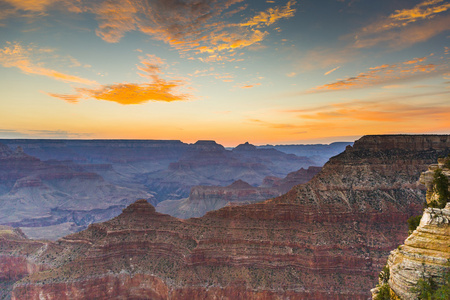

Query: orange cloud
left=307, top=55, right=447, bottom=93
left=79, top=81, right=187, bottom=104
left=388, top=0, right=450, bottom=25
left=48, top=54, right=190, bottom=105
left=0, top=41, right=97, bottom=85
left=84, top=0, right=294, bottom=60
left=2, top=0, right=57, bottom=12
left=93, top=0, right=141, bottom=43
left=46, top=93, right=81, bottom=103
left=260, top=92, right=450, bottom=141
left=198, top=29, right=268, bottom=54
left=359, top=0, right=450, bottom=35
left=296, top=97, right=450, bottom=124
left=239, top=83, right=261, bottom=89
left=403, top=56, right=428, bottom=65
left=354, top=14, right=450, bottom=49
left=351, top=0, right=450, bottom=50
left=239, top=0, right=296, bottom=27
left=137, top=54, right=165, bottom=77
left=1, top=0, right=296, bottom=61
left=49, top=80, right=188, bottom=105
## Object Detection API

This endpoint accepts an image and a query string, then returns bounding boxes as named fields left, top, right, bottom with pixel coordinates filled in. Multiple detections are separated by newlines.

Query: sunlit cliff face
left=1, top=0, right=449, bottom=145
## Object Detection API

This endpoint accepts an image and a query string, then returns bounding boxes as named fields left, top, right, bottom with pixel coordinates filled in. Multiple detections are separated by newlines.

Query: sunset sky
left=1, top=0, right=449, bottom=146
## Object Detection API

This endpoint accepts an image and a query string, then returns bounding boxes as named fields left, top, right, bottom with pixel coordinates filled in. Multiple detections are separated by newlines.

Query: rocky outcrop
left=383, top=204, right=450, bottom=299
left=4, top=135, right=450, bottom=299
left=420, top=157, right=450, bottom=206
left=372, top=156, right=450, bottom=299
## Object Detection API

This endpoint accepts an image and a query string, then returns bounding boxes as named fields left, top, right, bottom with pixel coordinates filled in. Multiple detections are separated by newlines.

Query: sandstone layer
left=371, top=156, right=450, bottom=299
left=4, top=135, right=450, bottom=299
left=385, top=204, right=450, bottom=299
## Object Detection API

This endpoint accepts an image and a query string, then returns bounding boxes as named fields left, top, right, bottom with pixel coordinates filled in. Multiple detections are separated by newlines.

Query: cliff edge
left=372, top=156, right=450, bottom=300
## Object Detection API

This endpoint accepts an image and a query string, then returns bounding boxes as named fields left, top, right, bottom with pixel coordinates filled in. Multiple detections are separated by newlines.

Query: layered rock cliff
left=371, top=156, right=450, bottom=299
left=3, top=135, right=450, bottom=299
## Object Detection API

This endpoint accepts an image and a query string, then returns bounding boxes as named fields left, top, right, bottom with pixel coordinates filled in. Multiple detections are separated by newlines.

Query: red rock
left=4, top=135, right=450, bottom=299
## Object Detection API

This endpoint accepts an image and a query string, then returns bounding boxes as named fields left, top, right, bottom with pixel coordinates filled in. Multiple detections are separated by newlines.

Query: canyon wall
left=3, top=135, right=450, bottom=299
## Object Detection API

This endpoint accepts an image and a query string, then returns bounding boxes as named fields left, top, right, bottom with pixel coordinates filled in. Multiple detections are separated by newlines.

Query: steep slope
left=4, top=135, right=450, bottom=299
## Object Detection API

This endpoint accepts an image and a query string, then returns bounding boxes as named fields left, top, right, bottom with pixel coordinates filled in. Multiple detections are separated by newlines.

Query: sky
left=0, top=0, right=449, bottom=146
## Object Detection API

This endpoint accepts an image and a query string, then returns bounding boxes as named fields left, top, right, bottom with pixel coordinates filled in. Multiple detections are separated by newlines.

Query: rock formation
left=371, top=156, right=450, bottom=299
left=157, top=167, right=321, bottom=219
left=2, top=135, right=450, bottom=299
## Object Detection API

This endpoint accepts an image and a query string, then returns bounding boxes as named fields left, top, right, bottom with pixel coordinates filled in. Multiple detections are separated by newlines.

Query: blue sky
left=0, top=0, right=449, bottom=145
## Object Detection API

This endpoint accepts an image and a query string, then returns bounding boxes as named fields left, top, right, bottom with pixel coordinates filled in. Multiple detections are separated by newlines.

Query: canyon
left=1, top=134, right=449, bottom=299
left=0, top=140, right=341, bottom=239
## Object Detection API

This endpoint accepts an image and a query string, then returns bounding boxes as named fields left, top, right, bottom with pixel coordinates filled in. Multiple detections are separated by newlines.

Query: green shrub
left=411, top=270, right=450, bottom=300
left=430, top=169, right=449, bottom=209
left=412, top=277, right=438, bottom=299
left=375, top=283, right=391, bottom=300
left=379, top=264, right=390, bottom=284
left=443, top=155, right=450, bottom=170
left=407, top=215, right=422, bottom=234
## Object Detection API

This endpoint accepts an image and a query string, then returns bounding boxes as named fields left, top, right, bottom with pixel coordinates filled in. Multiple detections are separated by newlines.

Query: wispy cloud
left=5, top=0, right=295, bottom=62
left=0, top=128, right=92, bottom=138
left=290, top=96, right=450, bottom=130
left=2, top=0, right=57, bottom=12
left=361, top=0, right=450, bottom=34
left=306, top=54, right=448, bottom=93
left=353, top=0, right=450, bottom=49
left=324, top=66, right=340, bottom=76
left=296, top=0, right=450, bottom=71
left=354, top=14, right=450, bottom=49
left=260, top=92, right=450, bottom=139
left=238, top=83, right=261, bottom=89
left=0, top=41, right=96, bottom=85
